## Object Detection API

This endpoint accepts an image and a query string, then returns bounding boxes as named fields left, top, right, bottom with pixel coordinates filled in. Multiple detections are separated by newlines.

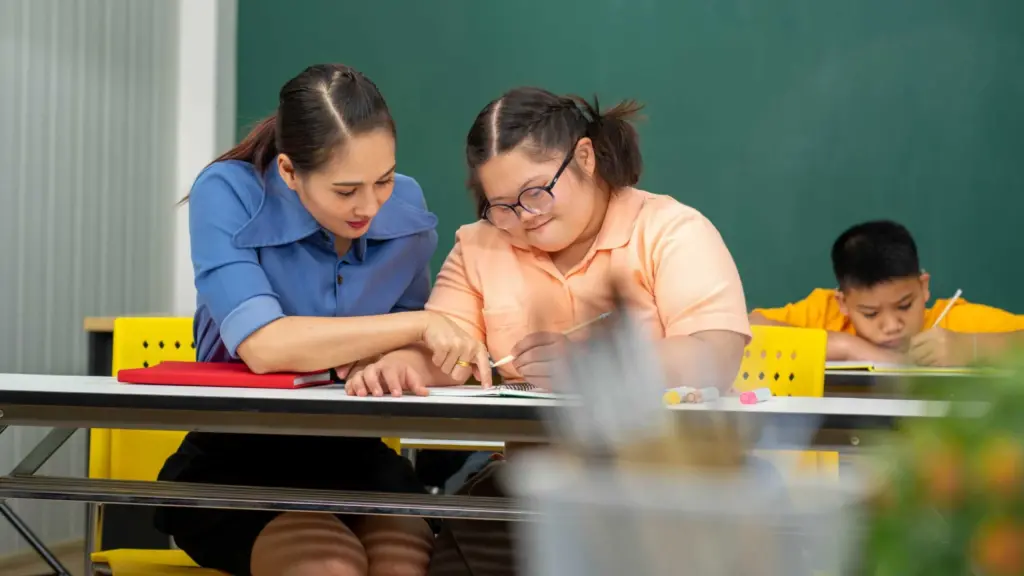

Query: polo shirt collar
left=592, top=187, right=645, bottom=250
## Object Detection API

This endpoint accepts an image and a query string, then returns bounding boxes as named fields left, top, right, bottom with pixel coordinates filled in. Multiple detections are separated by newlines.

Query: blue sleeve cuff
left=220, top=294, right=286, bottom=358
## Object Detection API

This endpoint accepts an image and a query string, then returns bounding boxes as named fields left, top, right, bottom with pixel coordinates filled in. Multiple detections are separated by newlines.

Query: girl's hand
left=345, top=354, right=429, bottom=397
left=510, top=331, right=569, bottom=389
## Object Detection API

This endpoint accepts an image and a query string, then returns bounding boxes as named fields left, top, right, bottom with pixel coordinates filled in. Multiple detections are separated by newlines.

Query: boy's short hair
left=831, top=220, right=920, bottom=290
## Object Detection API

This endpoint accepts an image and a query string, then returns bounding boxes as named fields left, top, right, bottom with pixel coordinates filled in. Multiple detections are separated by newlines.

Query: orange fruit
left=918, top=441, right=963, bottom=507
left=973, top=519, right=1024, bottom=576
left=978, top=436, right=1024, bottom=498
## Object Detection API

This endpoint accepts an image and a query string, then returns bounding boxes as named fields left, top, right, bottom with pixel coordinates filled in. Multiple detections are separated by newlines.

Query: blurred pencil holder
left=508, top=451, right=867, bottom=576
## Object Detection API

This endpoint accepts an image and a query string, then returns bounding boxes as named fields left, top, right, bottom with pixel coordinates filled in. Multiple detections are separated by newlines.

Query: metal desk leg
left=0, top=501, right=71, bottom=575
left=11, top=428, right=78, bottom=476
left=84, top=427, right=95, bottom=576
left=1, top=426, right=78, bottom=576
left=84, top=500, right=96, bottom=576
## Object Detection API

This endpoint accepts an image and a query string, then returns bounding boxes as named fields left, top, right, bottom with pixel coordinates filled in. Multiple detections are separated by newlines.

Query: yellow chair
left=90, top=317, right=402, bottom=575
left=731, top=325, right=838, bottom=479
left=88, top=317, right=218, bottom=575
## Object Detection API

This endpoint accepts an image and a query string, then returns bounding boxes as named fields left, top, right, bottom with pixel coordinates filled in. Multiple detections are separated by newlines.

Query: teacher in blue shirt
left=155, top=64, right=489, bottom=576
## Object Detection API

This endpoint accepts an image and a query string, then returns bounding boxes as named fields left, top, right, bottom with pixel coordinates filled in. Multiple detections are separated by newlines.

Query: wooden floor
left=0, top=539, right=85, bottom=576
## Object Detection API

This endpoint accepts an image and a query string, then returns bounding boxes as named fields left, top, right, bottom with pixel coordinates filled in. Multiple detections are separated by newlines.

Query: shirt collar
left=592, top=187, right=646, bottom=250
left=233, top=168, right=437, bottom=249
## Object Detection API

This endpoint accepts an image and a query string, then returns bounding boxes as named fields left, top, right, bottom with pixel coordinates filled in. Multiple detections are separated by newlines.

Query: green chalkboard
left=237, top=0, right=1024, bottom=311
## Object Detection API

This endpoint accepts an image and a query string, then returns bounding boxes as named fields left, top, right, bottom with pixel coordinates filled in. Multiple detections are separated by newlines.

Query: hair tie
left=562, top=98, right=599, bottom=134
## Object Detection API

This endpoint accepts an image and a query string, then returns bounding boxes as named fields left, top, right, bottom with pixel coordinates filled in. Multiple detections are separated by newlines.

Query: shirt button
left=336, top=274, right=343, bottom=285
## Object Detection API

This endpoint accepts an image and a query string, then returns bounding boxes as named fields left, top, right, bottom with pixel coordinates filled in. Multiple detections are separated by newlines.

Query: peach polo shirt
left=425, top=187, right=752, bottom=380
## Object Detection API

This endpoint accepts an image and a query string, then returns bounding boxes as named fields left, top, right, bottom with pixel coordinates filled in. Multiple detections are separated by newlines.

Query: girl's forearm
left=657, top=331, right=747, bottom=391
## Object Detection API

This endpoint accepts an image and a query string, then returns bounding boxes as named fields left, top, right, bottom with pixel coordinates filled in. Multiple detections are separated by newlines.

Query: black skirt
left=154, top=432, right=428, bottom=576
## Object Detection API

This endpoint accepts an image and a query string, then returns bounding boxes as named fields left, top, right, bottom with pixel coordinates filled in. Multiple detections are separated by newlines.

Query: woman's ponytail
left=178, top=115, right=279, bottom=204
left=212, top=114, right=279, bottom=173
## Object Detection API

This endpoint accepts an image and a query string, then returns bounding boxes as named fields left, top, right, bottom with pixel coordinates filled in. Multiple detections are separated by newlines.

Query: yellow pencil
left=931, top=288, right=962, bottom=328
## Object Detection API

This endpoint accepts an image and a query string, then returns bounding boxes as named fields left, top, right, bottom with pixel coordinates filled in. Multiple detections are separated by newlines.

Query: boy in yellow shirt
left=750, top=220, right=1023, bottom=366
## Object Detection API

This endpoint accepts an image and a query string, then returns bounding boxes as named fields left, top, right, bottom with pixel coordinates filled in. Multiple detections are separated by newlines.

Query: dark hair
left=181, top=63, right=394, bottom=203
left=831, top=220, right=921, bottom=290
left=465, top=87, right=644, bottom=216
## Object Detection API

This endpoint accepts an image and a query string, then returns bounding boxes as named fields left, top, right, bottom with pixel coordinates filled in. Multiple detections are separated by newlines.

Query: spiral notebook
left=428, top=382, right=560, bottom=400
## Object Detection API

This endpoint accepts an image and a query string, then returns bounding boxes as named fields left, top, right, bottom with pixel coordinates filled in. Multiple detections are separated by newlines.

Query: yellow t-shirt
left=753, top=288, right=1024, bottom=335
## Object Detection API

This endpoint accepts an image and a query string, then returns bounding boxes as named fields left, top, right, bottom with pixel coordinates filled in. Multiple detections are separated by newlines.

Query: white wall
left=0, top=0, right=236, bottom=557
left=172, top=0, right=237, bottom=316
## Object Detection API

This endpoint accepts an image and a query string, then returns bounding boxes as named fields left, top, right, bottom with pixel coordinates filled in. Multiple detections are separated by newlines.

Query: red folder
left=117, top=361, right=335, bottom=389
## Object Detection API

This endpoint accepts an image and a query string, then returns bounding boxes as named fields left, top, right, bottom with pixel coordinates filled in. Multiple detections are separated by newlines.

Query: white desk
left=0, top=374, right=953, bottom=436
left=0, top=373, right=963, bottom=528
left=0, top=374, right=554, bottom=443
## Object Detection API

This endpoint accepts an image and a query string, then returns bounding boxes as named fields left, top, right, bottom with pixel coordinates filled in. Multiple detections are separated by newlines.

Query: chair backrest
left=89, top=317, right=195, bottom=483
left=731, top=326, right=834, bottom=478
left=731, top=325, right=827, bottom=397
left=90, top=316, right=403, bottom=484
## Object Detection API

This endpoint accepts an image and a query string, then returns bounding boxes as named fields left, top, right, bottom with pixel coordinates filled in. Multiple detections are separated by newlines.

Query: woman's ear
left=277, top=154, right=299, bottom=190
left=573, top=137, right=597, bottom=179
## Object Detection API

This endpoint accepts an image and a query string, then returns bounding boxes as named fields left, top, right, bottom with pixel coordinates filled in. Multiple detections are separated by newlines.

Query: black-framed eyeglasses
left=482, top=144, right=576, bottom=230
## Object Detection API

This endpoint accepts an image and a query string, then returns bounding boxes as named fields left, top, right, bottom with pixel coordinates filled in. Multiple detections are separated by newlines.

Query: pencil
left=563, top=311, right=612, bottom=335
left=931, top=288, right=962, bottom=328
left=490, top=312, right=612, bottom=368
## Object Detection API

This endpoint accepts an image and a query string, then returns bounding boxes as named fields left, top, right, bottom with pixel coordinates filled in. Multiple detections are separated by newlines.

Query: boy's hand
left=908, top=328, right=972, bottom=367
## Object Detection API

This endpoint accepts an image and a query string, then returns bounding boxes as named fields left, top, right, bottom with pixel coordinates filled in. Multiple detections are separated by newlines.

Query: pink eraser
left=740, top=388, right=772, bottom=404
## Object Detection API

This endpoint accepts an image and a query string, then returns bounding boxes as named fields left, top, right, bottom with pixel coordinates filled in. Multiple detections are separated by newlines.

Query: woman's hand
left=510, top=331, right=569, bottom=389
left=345, top=354, right=429, bottom=397
left=420, top=312, right=492, bottom=386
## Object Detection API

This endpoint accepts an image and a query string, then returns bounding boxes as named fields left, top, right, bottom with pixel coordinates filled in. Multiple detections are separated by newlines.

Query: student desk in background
left=823, top=369, right=980, bottom=398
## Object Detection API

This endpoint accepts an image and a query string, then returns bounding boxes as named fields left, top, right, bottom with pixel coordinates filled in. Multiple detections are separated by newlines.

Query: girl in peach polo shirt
left=346, top=87, right=752, bottom=395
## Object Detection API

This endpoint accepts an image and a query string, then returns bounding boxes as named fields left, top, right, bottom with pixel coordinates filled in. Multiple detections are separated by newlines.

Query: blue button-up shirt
left=187, top=160, right=438, bottom=362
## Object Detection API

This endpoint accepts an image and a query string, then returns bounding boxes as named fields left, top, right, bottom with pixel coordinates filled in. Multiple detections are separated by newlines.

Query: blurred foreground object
left=510, top=453, right=864, bottom=576
left=864, top=346, right=1024, bottom=576
left=509, top=291, right=865, bottom=575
